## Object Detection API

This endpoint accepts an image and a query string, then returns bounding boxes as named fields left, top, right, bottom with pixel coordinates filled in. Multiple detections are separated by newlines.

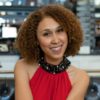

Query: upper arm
left=14, top=60, right=33, bottom=100
left=67, top=69, right=90, bottom=100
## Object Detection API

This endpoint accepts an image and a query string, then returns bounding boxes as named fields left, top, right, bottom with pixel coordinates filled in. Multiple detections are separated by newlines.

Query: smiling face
left=37, top=17, right=68, bottom=65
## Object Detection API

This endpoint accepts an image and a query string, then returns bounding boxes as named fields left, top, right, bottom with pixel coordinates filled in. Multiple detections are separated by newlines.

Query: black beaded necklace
left=39, top=56, right=71, bottom=74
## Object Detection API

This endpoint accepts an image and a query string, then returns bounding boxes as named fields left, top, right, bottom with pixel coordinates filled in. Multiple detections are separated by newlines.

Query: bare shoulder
left=67, top=66, right=90, bottom=99
left=14, top=59, right=29, bottom=82
left=14, top=59, right=34, bottom=100
left=14, top=59, right=39, bottom=80
left=14, top=59, right=28, bottom=75
left=67, top=65, right=90, bottom=86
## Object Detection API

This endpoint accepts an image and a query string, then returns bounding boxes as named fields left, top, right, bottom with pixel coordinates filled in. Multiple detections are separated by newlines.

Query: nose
left=51, top=33, right=59, bottom=44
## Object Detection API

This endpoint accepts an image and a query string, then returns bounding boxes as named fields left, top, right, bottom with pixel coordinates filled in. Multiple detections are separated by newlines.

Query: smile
left=50, top=45, right=62, bottom=52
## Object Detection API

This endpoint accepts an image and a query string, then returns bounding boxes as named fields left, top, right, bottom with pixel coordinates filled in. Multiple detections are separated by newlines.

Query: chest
left=29, top=67, right=72, bottom=100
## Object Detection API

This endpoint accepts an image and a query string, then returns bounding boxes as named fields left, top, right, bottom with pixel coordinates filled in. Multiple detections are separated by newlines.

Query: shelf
left=0, top=15, right=26, bottom=18
left=0, top=38, right=15, bottom=40
left=0, top=70, right=13, bottom=74
left=0, top=6, right=39, bottom=11
left=0, top=52, right=19, bottom=55
left=95, top=8, right=100, bottom=13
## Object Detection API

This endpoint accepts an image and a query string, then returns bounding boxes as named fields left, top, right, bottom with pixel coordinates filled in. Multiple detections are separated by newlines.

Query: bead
left=46, top=67, right=49, bottom=69
left=39, top=56, right=71, bottom=74
left=53, top=72, right=55, bottom=74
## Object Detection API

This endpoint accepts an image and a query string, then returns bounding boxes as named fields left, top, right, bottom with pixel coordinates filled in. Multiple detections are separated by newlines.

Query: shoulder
left=67, top=65, right=90, bottom=87
left=14, top=59, right=29, bottom=80
left=14, top=59, right=28, bottom=74
left=67, top=66, right=90, bottom=99
left=14, top=59, right=39, bottom=80
left=14, top=59, right=34, bottom=100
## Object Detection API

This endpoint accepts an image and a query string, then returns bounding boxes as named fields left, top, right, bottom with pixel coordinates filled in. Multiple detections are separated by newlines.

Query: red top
left=29, top=66, right=72, bottom=100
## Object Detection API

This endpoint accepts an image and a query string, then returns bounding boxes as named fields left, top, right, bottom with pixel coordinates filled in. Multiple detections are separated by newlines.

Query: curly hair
left=15, top=4, right=83, bottom=64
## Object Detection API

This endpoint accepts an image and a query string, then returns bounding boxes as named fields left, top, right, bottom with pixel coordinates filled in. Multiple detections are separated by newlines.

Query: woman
left=14, top=4, right=90, bottom=100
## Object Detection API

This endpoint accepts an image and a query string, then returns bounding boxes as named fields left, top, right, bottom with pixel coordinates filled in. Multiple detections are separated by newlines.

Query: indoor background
left=0, top=0, right=100, bottom=100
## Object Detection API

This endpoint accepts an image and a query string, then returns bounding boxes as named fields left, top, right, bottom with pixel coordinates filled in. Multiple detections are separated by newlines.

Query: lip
left=50, top=44, right=62, bottom=48
left=50, top=45, right=62, bottom=52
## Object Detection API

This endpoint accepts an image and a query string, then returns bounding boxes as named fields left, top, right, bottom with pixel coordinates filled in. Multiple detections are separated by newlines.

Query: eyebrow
left=42, top=25, right=63, bottom=32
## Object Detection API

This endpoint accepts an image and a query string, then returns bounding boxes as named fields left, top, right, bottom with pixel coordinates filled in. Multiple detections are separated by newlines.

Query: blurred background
left=0, top=0, right=100, bottom=100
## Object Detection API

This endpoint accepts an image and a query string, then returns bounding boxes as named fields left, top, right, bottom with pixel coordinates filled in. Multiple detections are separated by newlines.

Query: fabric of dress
left=29, top=66, right=72, bottom=100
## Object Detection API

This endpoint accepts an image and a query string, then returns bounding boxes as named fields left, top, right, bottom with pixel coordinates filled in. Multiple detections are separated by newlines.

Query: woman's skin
left=14, top=17, right=90, bottom=100
left=37, top=17, right=68, bottom=65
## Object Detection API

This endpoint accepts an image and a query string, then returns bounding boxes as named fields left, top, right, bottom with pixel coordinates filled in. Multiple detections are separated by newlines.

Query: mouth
left=50, top=45, right=63, bottom=53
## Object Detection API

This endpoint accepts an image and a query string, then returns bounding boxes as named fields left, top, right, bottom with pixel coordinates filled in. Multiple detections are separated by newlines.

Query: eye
left=43, top=32, right=51, bottom=36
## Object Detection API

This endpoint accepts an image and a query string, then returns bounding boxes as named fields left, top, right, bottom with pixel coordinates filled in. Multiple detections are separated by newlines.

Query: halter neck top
left=29, top=66, right=72, bottom=100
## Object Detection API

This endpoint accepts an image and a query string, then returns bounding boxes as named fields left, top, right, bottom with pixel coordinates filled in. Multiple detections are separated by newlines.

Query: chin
left=51, top=54, right=64, bottom=60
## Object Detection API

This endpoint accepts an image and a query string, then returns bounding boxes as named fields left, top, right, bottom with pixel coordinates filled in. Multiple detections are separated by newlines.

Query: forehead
left=37, top=17, right=60, bottom=30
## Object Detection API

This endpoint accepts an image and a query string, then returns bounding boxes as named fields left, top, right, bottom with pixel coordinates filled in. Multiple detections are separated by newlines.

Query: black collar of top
left=39, top=56, right=71, bottom=74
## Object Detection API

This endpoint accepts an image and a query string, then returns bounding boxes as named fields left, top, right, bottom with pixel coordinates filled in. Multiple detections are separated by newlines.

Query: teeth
left=51, top=46, right=62, bottom=51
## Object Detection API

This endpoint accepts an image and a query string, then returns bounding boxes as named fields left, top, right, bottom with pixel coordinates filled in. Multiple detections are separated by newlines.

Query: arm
left=14, top=60, right=33, bottom=100
left=67, top=69, right=90, bottom=100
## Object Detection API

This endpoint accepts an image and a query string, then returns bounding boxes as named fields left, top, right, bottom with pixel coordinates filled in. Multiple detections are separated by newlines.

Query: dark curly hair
left=15, top=4, right=83, bottom=64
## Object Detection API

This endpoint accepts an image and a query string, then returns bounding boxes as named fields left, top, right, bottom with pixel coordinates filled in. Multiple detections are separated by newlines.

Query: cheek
left=62, top=35, right=68, bottom=49
left=38, top=38, right=50, bottom=48
left=64, top=35, right=68, bottom=41
left=61, top=33, right=68, bottom=44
